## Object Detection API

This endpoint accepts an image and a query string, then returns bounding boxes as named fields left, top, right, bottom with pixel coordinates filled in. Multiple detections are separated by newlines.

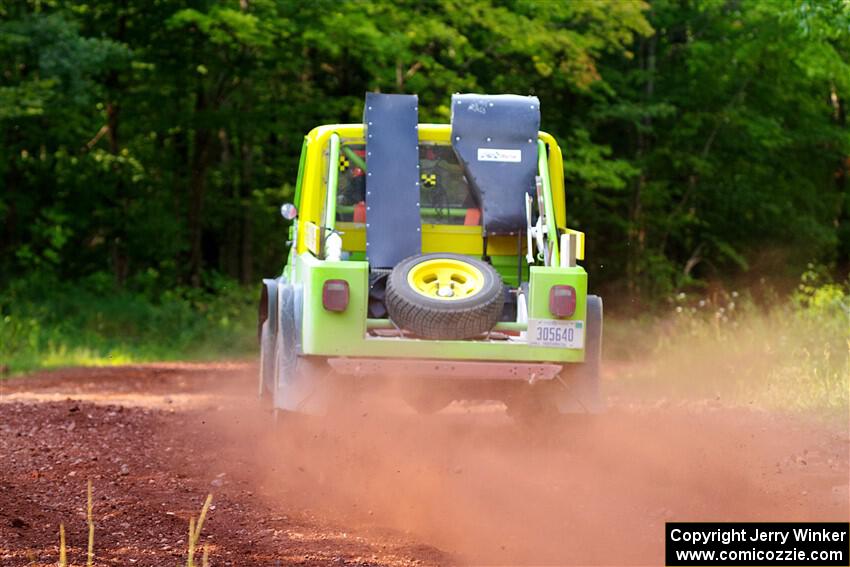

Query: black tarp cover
left=451, top=93, right=540, bottom=235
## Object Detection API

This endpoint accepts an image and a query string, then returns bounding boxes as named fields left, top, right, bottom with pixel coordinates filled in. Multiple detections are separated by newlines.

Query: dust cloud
left=205, top=369, right=850, bottom=566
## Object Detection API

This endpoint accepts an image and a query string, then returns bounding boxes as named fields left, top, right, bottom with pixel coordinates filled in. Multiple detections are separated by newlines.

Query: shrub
left=610, top=269, right=849, bottom=416
left=0, top=272, right=256, bottom=374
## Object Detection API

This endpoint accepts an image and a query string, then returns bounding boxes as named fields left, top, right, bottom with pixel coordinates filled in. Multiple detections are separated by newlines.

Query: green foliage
left=578, top=0, right=849, bottom=298
left=0, top=273, right=256, bottom=374
left=0, top=0, right=848, bottom=354
left=611, top=272, right=849, bottom=415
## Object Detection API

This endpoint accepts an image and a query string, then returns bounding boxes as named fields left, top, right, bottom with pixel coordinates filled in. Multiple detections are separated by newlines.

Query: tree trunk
left=2, top=161, right=20, bottom=263
left=627, top=31, right=656, bottom=299
left=240, top=139, right=254, bottom=283
left=172, top=128, right=190, bottom=283
left=107, top=3, right=128, bottom=286
left=188, top=134, right=210, bottom=287
left=188, top=83, right=211, bottom=287
left=218, top=127, right=240, bottom=278
left=832, top=89, right=849, bottom=276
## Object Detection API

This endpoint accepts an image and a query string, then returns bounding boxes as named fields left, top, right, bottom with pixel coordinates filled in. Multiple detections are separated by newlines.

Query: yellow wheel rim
left=407, top=258, right=485, bottom=301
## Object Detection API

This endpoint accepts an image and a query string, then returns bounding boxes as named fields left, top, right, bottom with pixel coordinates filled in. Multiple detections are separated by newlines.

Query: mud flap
left=273, top=283, right=331, bottom=414
left=258, top=278, right=281, bottom=397
left=555, top=295, right=604, bottom=414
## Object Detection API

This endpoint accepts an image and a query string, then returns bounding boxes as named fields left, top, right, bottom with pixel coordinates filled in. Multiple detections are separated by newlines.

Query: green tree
left=1, top=0, right=847, bottom=307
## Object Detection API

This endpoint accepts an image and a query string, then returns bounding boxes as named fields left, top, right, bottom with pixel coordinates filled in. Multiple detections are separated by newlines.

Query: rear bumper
left=327, top=357, right=561, bottom=382
left=295, top=253, right=589, bottom=364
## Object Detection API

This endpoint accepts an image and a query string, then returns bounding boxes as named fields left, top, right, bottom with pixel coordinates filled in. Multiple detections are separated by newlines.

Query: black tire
left=258, top=281, right=278, bottom=399
left=506, top=294, right=604, bottom=421
left=400, top=379, right=455, bottom=414
left=403, top=392, right=452, bottom=415
left=385, top=253, right=504, bottom=340
left=570, top=294, right=604, bottom=413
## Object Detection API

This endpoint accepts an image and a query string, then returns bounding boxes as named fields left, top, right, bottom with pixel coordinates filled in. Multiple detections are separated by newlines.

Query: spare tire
left=385, top=253, right=504, bottom=339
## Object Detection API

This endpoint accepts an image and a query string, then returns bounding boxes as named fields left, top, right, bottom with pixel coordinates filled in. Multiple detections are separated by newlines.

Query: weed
left=58, top=523, right=66, bottom=567
left=54, top=482, right=216, bottom=566
left=87, top=480, right=94, bottom=567
left=609, top=273, right=849, bottom=416
left=187, top=494, right=214, bottom=567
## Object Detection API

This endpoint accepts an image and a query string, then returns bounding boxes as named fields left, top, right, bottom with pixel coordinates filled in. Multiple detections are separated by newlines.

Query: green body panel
left=528, top=265, right=587, bottom=322
left=298, top=253, right=369, bottom=355
left=292, top=137, right=308, bottom=206
left=296, top=253, right=587, bottom=363
left=490, top=254, right=528, bottom=288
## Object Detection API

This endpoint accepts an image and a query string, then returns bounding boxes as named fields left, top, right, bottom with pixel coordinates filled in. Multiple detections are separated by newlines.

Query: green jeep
left=259, top=93, right=602, bottom=418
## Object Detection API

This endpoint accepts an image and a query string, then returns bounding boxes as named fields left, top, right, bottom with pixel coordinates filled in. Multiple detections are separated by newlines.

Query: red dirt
left=0, top=363, right=847, bottom=566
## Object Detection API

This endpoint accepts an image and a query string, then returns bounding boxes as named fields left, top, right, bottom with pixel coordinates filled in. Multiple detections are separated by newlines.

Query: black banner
left=666, top=522, right=850, bottom=566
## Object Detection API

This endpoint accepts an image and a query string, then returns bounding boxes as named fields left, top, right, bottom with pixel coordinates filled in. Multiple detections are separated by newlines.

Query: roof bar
left=537, top=139, right=560, bottom=266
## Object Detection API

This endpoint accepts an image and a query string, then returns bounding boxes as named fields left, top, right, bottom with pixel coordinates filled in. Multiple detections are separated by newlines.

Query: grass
left=3, top=268, right=846, bottom=417
left=87, top=480, right=94, bottom=567
left=607, top=272, right=849, bottom=417
left=58, top=523, right=66, bottom=567
left=56, top=481, right=214, bottom=566
left=187, top=494, right=213, bottom=567
left=0, top=274, right=257, bottom=375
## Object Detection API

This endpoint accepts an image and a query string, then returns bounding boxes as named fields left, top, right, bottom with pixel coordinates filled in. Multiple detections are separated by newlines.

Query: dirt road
left=1, top=363, right=847, bottom=566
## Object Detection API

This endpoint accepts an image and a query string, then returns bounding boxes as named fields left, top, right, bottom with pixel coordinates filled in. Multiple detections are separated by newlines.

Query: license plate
left=527, top=319, right=584, bottom=349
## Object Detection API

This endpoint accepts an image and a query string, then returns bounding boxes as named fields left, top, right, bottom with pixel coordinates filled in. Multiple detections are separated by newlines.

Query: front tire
left=258, top=281, right=279, bottom=399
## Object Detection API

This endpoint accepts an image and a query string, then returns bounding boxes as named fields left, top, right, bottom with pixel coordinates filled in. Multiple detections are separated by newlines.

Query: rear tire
left=506, top=295, right=604, bottom=421
left=386, top=253, right=504, bottom=339
left=400, top=380, right=454, bottom=414
left=403, top=394, right=452, bottom=415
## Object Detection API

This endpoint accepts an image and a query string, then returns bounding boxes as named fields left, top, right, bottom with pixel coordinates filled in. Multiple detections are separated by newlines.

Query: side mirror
left=280, top=203, right=298, bottom=220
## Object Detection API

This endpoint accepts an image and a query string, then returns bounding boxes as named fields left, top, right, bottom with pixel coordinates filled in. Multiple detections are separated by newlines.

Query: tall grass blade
left=193, top=494, right=213, bottom=543
left=86, top=480, right=94, bottom=567
left=58, top=523, right=67, bottom=567
left=187, top=516, right=196, bottom=567
left=186, top=494, right=213, bottom=567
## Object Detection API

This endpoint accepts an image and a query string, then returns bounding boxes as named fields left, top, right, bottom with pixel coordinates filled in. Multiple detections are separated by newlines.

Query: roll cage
left=290, top=124, right=580, bottom=268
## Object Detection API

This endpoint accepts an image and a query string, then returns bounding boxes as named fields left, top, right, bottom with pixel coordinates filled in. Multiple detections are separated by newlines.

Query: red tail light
left=549, top=285, right=576, bottom=318
left=322, top=280, right=350, bottom=312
